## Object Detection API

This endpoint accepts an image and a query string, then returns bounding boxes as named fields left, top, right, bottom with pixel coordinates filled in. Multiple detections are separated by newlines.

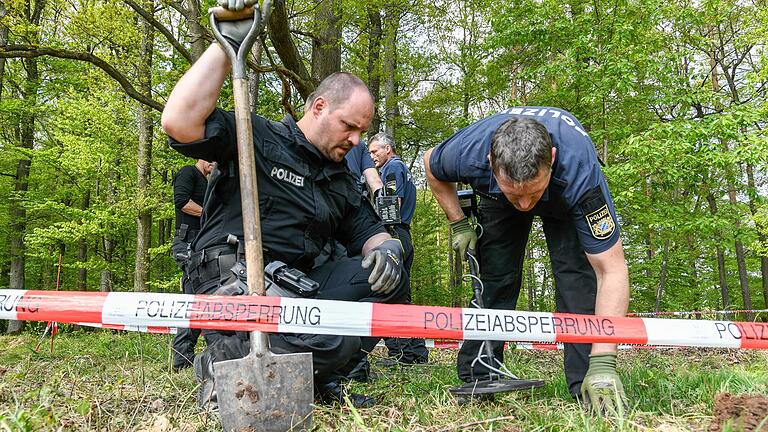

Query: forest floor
left=0, top=329, right=767, bottom=431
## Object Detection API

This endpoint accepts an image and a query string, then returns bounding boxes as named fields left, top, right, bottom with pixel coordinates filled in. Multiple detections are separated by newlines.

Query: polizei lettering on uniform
left=0, top=293, right=39, bottom=313
left=194, top=302, right=321, bottom=326
left=270, top=166, right=305, bottom=187
left=503, top=107, right=589, bottom=138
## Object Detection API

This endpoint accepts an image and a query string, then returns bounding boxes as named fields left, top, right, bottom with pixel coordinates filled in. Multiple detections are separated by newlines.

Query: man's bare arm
left=423, top=148, right=463, bottom=222
left=181, top=200, right=203, bottom=217
left=586, top=240, right=630, bottom=355
left=161, top=44, right=231, bottom=144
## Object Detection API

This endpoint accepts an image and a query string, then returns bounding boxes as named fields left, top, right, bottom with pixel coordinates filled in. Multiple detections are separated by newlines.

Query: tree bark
left=268, top=0, right=315, bottom=99
left=134, top=0, right=155, bottom=292
left=0, top=1, right=7, bottom=98
left=311, top=0, right=341, bottom=82
left=366, top=6, right=382, bottom=137
left=706, top=193, right=730, bottom=309
left=78, top=190, right=90, bottom=291
left=655, top=239, right=670, bottom=313
left=382, top=3, right=400, bottom=138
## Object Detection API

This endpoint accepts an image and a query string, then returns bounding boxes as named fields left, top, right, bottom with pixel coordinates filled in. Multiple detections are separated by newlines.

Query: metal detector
left=449, top=189, right=545, bottom=399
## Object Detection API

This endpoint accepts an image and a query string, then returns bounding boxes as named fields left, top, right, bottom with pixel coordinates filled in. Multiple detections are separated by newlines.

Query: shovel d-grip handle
left=208, top=0, right=271, bottom=79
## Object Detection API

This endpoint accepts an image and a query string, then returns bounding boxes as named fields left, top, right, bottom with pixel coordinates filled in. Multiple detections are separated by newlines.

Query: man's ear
left=312, top=96, right=327, bottom=117
left=551, top=147, right=557, bottom=166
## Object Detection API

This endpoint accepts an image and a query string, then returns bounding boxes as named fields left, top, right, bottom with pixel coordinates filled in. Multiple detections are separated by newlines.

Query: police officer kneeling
left=161, top=32, right=409, bottom=408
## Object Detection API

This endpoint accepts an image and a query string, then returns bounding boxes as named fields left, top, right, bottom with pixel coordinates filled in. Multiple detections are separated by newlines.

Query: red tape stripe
left=552, top=313, right=647, bottom=345
left=17, top=291, right=107, bottom=324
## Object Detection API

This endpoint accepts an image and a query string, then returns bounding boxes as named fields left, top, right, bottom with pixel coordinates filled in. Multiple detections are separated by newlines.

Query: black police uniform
left=429, top=106, right=621, bottom=397
left=379, top=156, right=428, bottom=364
left=169, top=108, right=409, bottom=388
left=170, top=164, right=207, bottom=368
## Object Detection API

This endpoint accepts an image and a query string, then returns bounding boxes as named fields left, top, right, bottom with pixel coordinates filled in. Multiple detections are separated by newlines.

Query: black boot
left=193, top=350, right=217, bottom=411
left=315, top=381, right=376, bottom=408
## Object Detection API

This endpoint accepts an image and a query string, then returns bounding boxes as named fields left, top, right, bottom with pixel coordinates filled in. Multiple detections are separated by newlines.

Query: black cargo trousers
left=190, top=246, right=409, bottom=386
left=456, top=194, right=597, bottom=398
left=170, top=224, right=201, bottom=367
left=383, top=224, right=428, bottom=363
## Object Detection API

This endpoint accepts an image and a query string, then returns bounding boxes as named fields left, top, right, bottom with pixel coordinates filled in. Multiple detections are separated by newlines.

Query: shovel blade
left=215, top=350, right=314, bottom=432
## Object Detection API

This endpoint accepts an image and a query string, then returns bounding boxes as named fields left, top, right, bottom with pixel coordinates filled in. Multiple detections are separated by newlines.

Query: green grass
left=0, top=329, right=766, bottom=431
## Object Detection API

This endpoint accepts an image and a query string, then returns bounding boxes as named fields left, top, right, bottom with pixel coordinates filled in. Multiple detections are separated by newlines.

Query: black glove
left=218, top=18, right=254, bottom=53
left=361, top=239, right=403, bottom=294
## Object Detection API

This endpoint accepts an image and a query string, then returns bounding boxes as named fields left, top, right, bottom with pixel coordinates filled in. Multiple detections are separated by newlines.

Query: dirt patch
left=710, top=393, right=768, bottom=432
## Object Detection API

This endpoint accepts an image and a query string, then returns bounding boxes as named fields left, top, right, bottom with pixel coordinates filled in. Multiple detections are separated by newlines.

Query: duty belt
left=187, top=244, right=240, bottom=289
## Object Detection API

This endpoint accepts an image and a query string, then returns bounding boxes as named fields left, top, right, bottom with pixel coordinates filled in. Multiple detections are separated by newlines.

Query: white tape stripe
left=460, top=308, right=557, bottom=342
left=277, top=298, right=372, bottom=337
left=642, top=318, right=741, bottom=348
left=103, top=292, right=195, bottom=328
left=0, top=289, right=26, bottom=320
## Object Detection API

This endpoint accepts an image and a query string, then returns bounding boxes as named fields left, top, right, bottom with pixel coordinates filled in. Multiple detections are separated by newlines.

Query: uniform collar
left=381, top=155, right=401, bottom=169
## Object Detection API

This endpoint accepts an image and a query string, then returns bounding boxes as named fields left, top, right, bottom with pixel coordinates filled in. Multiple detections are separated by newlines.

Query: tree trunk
left=366, top=6, right=382, bottom=137
left=655, top=239, right=670, bottom=313
left=706, top=193, right=730, bottom=309
left=710, top=51, right=752, bottom=318
left=382, top=3, right=400, bottom=138
left=0, top=1, right=7, bottom=97
left=249, top=41, right=263, bottom=112
left=311, top=0, right=341, bottom=82
left=268, top=0, right=315, bottom=98
left=6, top=0, right=41, bottom=329
left=134, top=0, right=155, bottom=292
left=745, top=163, right=768, bottom=309
left=78, top=190, right=90, bottom=291
left=182, top=0, right=205, bottom=61
left=99, top=158, right=116, bottom=292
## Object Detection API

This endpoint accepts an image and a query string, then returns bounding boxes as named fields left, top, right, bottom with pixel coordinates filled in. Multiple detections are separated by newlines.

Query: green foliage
left=0, top=0, right=767, bottom=315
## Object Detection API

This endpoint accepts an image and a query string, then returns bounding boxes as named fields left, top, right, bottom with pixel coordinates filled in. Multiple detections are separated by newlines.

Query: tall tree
left=134, top=0, right=155, bottom=292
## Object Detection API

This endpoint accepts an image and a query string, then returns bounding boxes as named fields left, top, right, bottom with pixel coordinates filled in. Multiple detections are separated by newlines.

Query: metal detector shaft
left=467, top=249, right=499, bottom=380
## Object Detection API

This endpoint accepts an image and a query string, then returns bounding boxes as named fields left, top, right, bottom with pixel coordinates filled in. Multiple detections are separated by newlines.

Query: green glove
left=449, top=217, right=477, bottom=260
left=581, top=353, right=628, bottom=416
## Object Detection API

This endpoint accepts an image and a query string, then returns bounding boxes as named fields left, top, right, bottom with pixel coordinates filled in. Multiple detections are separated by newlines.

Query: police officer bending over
left=162, top=37, right=409, bottom=408
left=423, top=107, right=630, bottom=414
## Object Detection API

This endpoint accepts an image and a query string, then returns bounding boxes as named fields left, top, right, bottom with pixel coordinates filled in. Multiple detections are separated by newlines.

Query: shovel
left=208, top=2, right=313, bottom=431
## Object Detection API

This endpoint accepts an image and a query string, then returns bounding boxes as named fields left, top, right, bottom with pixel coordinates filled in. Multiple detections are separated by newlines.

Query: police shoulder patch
left=585, top=204, right=615, bottom=240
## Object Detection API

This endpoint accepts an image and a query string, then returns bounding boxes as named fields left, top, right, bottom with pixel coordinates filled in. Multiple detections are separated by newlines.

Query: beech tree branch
left=0, top=44, right=164, bottom=113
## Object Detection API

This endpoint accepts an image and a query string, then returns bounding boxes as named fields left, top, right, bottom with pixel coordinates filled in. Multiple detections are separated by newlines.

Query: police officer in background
left=346, top=143, right=383, bottom=198
left=369, top=133, right=428, bottom=365
left=162, top=33, right=409, bottom=408
left=423, top=107, right=629, bottom=414
left=170, top=159, right=214, bottom=370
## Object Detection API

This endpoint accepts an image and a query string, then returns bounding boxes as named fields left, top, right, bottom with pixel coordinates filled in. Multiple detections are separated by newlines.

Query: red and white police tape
left=1, top=289, right=767, bottom=349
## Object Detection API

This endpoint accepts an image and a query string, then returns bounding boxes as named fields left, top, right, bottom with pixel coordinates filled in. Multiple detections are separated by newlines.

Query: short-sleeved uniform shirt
left=173, top=165, right=208, bottom=231
left=379, top=156, right=416, bottom=225
left=344, top=142, right=376, bottom=192
left=429, top=106, right=620, bottom=254
left=170, top=109, right=386, bottom=272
